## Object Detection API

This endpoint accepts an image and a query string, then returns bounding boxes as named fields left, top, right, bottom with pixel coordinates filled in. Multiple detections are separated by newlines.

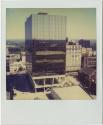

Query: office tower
left=66, top=42, right=81, bottom=72
left=25, top=13, right=67, bottom=74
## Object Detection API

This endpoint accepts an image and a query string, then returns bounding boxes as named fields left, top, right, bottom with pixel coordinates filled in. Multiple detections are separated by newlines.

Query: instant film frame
left=1, top=0, right=102, bottom=125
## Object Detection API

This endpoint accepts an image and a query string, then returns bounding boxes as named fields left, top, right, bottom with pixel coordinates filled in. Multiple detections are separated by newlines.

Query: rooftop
left=51, top=86, right=92, bottom=100
left=38, top=12, right=48, bottom=15
left=13, top=89, right=48, bottom=100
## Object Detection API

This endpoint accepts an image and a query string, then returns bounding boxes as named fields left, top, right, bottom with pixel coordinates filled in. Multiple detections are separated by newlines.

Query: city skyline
left=6, top=8, right=96, bottom=40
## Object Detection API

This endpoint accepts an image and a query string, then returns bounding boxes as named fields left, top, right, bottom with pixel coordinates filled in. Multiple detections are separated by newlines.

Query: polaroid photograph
left=6, top=8, right=96, bottom=100
left=1, top=0, right=102, bottom=125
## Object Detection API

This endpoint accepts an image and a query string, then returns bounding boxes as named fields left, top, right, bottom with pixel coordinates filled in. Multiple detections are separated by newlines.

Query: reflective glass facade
left=32, top=41, right=66, bottom=74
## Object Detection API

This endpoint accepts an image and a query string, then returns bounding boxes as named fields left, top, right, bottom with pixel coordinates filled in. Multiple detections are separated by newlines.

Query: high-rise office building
left=66, top=42, right=81, bottom=72
left=25, top=13, right=67, bottom=74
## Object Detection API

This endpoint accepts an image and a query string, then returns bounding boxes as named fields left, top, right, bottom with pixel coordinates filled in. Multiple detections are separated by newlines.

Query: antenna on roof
left=38, top=8, right=48, bottom=15
left=38, top=12, right=48, bottom=15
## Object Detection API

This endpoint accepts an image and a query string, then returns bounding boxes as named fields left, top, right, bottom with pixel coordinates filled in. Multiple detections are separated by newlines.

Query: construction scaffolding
left=32, top=75, right=66, bottom=93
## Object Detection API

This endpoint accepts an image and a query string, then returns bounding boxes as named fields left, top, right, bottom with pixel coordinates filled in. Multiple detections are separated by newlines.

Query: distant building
left=6, top=53, right=21, bottom=72
left=25, top=13, right=67, bottom=74
left=10, top=61, right=26, bottom=73
left=90, top=40, right=96, bottom=50
left=7, top=46, right=21, bottom=54
left=8, top=53, right=21, bottom=63
left=79, top=39, right=90, bottom=48
left=81, top=47, right=93, bottom=56
left=86, top=48, right=93, bottom=56
left=81, top=47, right=87, bottom=56
left=68, top=41, right=76, bottom=45
left=21, top=51, right=26, bottom=63
left=66, top=43, right=81, bottom=72
left=81, top=56, right=96, bottom=68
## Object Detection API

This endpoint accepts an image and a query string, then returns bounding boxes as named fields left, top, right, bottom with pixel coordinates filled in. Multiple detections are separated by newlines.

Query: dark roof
left=6, top=73, right=34, bottom=92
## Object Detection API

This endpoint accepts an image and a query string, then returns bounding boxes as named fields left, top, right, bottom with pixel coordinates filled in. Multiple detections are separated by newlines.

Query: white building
left=9, top=53, right=21, bottom=63
left=21, top=52, right=26, bottom=63
left=10, top=61, right=26, bottom=73
left=81, top=47, right=96, bottom=56
left=66, top=43, right=81, bottom=72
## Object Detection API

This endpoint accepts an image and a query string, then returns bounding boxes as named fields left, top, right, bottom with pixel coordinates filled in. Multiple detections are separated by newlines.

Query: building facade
left=9, top=61, right=26, bottom=73
left=66, top=43, right=81, bottom=72
left=78, top=68, right=96, bottom=95
left=81, top=56, right=96, bottom=68
left=25, top=13, right=67, bottom=74
left=6, top=53, right=21, bottom=73
left=81, top=47, right=95, bottom=57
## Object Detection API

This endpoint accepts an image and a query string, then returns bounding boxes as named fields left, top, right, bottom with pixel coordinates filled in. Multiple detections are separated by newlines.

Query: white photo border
left=1, top=0, right=102, bottom=125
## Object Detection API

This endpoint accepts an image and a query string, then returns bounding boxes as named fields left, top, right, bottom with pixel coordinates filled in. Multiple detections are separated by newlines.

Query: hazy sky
left=6, top=8, right=96, bottom=40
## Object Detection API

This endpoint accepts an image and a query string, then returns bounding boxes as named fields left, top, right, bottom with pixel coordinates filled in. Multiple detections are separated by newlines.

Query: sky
left=6, top=8, right=96, bottom=40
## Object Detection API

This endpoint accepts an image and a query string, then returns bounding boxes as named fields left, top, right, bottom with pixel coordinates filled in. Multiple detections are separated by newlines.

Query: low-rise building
left=7, top=53, right=21, bottom=64
left=6, top=53, right=22, bottom=72
left=10, top=61, right=26, bottom=73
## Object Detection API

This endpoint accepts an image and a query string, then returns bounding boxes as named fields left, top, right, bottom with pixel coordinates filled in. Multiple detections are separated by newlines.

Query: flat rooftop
left=51, top=86, right=92, bottom=100
left=13, top=89, right=48, bottom=100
